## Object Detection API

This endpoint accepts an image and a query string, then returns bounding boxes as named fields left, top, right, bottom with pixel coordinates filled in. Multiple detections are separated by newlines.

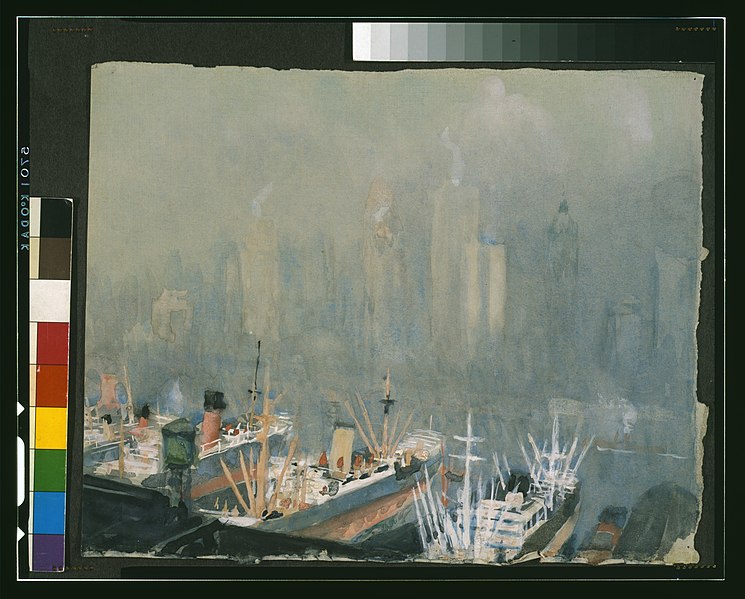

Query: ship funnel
left=202, top=390, right=226, bottom=446
left=328, top=423, right=355, bottom=481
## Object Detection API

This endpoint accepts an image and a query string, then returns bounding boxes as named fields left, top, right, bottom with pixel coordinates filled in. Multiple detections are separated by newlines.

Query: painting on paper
left=82, top=64, right=706, bottom=566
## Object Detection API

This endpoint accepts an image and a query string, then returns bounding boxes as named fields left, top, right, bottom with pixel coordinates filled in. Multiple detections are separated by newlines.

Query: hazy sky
left=85, top=63, right=705, bottom=415
left=88, top=64, right=703, bottom=276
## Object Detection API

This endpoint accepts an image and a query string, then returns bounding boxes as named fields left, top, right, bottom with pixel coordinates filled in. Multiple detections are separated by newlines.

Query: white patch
left=352, top=23, right=372, bottom=61
left=29, top=280, right=70, bottom=323
left=440, top=127, right=464, bottom=186
left=30, top=197, right=41, bottom=237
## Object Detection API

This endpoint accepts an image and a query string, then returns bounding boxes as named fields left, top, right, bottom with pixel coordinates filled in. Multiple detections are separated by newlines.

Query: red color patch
left=36, top=323, right=69, bottom=365
left=35, top=365, right=69, bottom=407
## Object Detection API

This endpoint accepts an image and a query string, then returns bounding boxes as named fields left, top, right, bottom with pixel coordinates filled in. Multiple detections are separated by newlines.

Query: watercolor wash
left=81, top=64, right=705, bottom=565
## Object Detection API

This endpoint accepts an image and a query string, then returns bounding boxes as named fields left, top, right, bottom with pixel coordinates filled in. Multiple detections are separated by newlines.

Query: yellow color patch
left=35, top=407, right=67, bottom=449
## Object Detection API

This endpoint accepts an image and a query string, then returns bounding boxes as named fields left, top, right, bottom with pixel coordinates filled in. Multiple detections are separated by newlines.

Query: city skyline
left=85, top=64, right=703, bottom=447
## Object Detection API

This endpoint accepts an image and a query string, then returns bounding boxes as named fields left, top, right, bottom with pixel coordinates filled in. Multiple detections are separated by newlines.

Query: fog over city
left=85, top=65, right=705, bottom=542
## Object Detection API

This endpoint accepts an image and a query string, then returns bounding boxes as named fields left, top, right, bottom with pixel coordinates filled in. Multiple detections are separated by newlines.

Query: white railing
left=198, top=417, right=294, bottom=459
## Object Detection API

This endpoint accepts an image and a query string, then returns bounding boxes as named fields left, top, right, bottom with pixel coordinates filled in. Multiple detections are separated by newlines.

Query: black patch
left=598, top=505, right=629, bottom=529
left=203, top=389, right=226, bottom=411
left=40, top=198, right=72, bottom=238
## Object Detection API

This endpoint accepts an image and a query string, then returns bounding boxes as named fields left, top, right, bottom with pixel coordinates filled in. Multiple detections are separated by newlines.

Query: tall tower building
left=480, top=239, right=507, bottom=340
left=429, top=181, right=480, bottom=364
left=654, top=247, right=699, bottom=403
left=362, top=177, right=407, bottom=363
left=546, top=199, right=579, bottom=389
left=240, top=214, right=281, bottom=344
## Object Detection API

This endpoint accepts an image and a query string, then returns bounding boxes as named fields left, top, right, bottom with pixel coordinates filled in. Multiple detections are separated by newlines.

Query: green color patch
left=33, top=449, right=67, bottom=491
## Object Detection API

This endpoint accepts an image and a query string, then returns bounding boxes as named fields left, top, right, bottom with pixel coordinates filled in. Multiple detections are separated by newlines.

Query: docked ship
left=83, top=370, right=180, bottom=484
left=191, top=370, right=445, bottom=544
left=82, top=345, right=444, bottom=547
left=195, top=428, right=444, bottom=543
left=475, top=416, right=592, bottom=562
left=412, top=412, right=591, bottom=564
left=196, top=341, right=293, bottom=462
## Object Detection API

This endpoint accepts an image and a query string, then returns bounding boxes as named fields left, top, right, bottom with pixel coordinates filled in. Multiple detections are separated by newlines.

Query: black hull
left=517, top=482, right=582, bottom=559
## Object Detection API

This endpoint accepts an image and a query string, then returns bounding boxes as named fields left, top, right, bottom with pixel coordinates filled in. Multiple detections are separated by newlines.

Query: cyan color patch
left=32, top=491, right=66, bottom=534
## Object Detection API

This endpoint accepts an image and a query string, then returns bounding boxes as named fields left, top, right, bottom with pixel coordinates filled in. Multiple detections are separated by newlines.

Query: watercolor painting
left=81, top=64, right=706, bottom=566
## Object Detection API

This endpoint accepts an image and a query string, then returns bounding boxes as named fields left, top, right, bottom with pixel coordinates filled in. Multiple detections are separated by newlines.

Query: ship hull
left=517, top=485, right=581, bottom=558
left=472, top=482, right=582, bottom=563
left=190, top=432, right=289, bottom=497
left=298, top=482, right=419, bottom=543
left=200, top=456, right=441, bottom=544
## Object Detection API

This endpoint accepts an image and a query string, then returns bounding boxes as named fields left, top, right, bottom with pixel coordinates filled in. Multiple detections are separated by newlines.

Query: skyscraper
left=429, top=181, right=480, bottom=365
left=546, top=199, right=579, bottom=390
left=240, top=215, right=281, bottom=344
left=362, top=177, right=407, bottom=363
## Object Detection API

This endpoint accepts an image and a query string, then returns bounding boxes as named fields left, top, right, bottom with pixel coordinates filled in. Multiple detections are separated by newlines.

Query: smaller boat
left=473, top=417, right=592, bottom=562
left=575, top=506, right=628, bottom=564
left=595, top=439, right=687, bottom=460
left=412, top=412, right=592, bottom=564
left=86, top=403, right=179, bottom=484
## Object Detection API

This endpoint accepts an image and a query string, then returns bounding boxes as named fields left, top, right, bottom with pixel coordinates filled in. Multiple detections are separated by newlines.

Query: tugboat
left=575, top=506, right=628, bottom=564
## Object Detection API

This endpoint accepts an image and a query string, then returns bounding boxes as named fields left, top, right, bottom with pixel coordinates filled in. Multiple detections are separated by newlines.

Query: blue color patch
left=33, top=491, right=66, bottom=534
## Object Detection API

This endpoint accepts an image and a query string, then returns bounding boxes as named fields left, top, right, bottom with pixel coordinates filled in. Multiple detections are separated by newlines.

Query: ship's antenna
left=380, top=368, right=395, bottom=457
left=248, top=340, right=261, bottom=430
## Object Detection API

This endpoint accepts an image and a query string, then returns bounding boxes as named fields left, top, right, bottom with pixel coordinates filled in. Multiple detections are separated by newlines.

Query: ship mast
left=247, top=340, right=261, bottom=430
left=122, top=362, right=136, bottom=425
left=451, top=411, right=484, bottom=548
left=380, top=368, right=395, bottom=457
